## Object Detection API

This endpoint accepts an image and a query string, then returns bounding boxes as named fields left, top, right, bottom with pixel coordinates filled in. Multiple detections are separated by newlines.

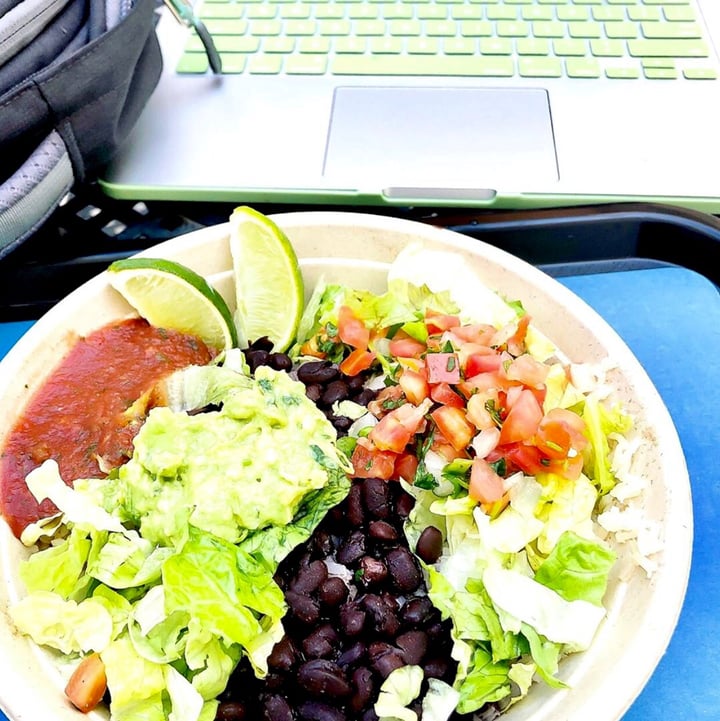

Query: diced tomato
left=431, top=430, right=468, bottom=462
left=465, top=351, right=504, bottom=378
left=350, top=438, right=396, bottom=479
left=338, top=305, right=370, bottom=350
left=430, top=382, right=465, bottom=408
left=535, top=407, right=589, bottom=460
left=425, top=352, right=461, bottom=384
left=65, top=653, right=107, bottom=713
left=505, top=353, right=549, bottom=389
left=398, top=369, right=429, bottom=405
left=457, top=370, right=505, bottom=399
left=389, top=335, right=426, bottom=359
left=340, top=348, right=376, bottom=376
left=468, top=457, right=505, bottom=504
left=447, top=323, right=497, bottom=346
left=431, top=405, right=475, bottom=452
left=367, top=385, right=405, bottom=418
left=466, top=391, right=500, bottom=430
left=498, top=388, right=544, bottom=445
left=493, top=314, right=531, bottom=355
left=370, top=398, right=432, bottom=453
left=502, top=443, right=548, bottom=476
left=425, top=311, right=460, bottom=334
left=393, top=452, right=419, bottom=482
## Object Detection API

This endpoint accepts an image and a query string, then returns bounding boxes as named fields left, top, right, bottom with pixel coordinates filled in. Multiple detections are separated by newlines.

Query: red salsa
left=0, top=318, right=214, bottom=538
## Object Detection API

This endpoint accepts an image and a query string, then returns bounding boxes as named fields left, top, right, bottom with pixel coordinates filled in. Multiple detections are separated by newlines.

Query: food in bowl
left=0, top=211, right=691, bottom=721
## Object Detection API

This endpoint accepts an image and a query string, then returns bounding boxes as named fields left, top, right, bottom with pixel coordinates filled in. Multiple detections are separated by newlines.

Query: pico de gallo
left=290, top=250, right=632, bottom=714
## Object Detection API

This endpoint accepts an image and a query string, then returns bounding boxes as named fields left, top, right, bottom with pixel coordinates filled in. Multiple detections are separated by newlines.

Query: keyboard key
left=370, top=36, right=403, bottom=52
left=408, top=36, right=441, bottom=52
left=425, top=20, right=457, bottom=35
left=604, top=22, right=637, bottom=39
left=315, top=4, right=346, bottom=18
left=451, top=5, right=483, bottom=19
left=298, top=36, right=331, bottom=51
left=641, top=22, right=701, bottom=39
left=592, top=7, right=624, bottom=21
left=516, top=37, right=550, bottom=54
left=627, top=7, right=660, bottom=22
left=460, top=20, right=493, bottom=36
left=334, top=36, right=366, bottom=52
left=418, top=5, right=448, bottom=18
left=605, top=66, right=640, bottom=79
left=479, top=37, right=513, bottom=53
left=285, top=19, right=316, bottom=35
left=568, top=21, right=602, bottom=38
left=532, top=20, right=565, bottom=37
left=389, top=19, right=422, bottom=34
left=522, top=6, right=553, bottom=20
left=204, top=18, right=248, bottom=34
left=280, top=5, right=312, bottom=18
left=381, top=3, right=414, bottom=19
left=628, top=39, right=709, bottom=57
left=590, top=39, right=624, bottom=56
left=177, top=53, right=209, bottom=74
left=497, top=20, right=530, bottom=36
left=553, top=38, right=587, bottom=55
left=249, top=19, right=282, bottom=35
left=644, top=67, right=678, bottom=79
left=247, top=5, right=278, bottom=19
left=220, top=54, right=249, bottom=73
left=249, top=55, right=283, bottom=73
left=354, top=19, right=386, bottom=34
left=487, top=6, right=518, bottom=19
left=565, top=58, right=601, bottom=77
left=264, top=37, right=295, bottom=52
left=347, top=5, right=379, bottom=18
left=332, top=54, right=515, bottom=75
left=556, top=6, right=588, bottom=21
left=200, top=4, right=245, bottom=19
left=286, top=54, right=328, bottom=73
left=663, top=6, right=696, bottom=22
left=519, top=57, right=562, bottom=76
left=443, top=37, right=475, bottom=53
left=318, top=19, right=352, bottom=34
left=683, top=68, right=718, bottom=80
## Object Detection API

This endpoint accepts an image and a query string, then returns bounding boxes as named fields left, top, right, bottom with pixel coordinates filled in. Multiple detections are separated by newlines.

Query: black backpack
left=0, top=0, right=163, bottom=256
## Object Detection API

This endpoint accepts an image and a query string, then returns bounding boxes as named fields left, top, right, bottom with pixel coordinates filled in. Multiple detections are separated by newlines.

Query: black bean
left=423, top=656, right=453, bottom=681
left=349, top=667, right=375, bottom=714
left=286, top=591, right=321, bottom=625
left=268, top=636, right=300, bottom=672
left=344, top=373, right=366, bottom=392
left=368, top=520, right=398, bottom=542
left=362, top=594, right=400, bottom=637
left=339, top=602, right=367, bottom=637
left=345, top=483, right=365, bottom=527
left=303, top=623, right=340, bottom=659
left=320, top=380, right=350, bottom=408
left=312, top=529, right=335, bottom=557
left=401, top=596, right=435, bottom=627
left=246, top=349, right=270, bottom=372
left=290, top=560, right=329, bottom=595
left=297, top=361, right=339, bottom=385
left=415, top=526, right=443, bottom=565
left=249, top=336, right=275, bottom=352
left=262, top=694, right=294, bottom=721
left=336, top=530, right=366, bottom=566
left=358, top=556, right=388, bottom=586
left=318, top=576, right=349, bottom=608
left=337, top=641, right=366, bottom=668
left=394, top=490, right=415, bottom=519
left=361, top=709, right=379, bottom=721
left=352, top=388, right=377, bottom=407
left=367, top=642, right=404, bottom=679
left=386, top=546, right=423, bottom=593
left=362, top=477, right=391, bottom=519
left=216, top=701, right=248, bottom=721
left=268, top=352, right=293, bottom=372
left=297, top=659, right=352, bottom=698
left=396, top=630, right=428, bottom=665
left=298, top=701, right=346, bottom=721
left=305, top=384, right=323, bottom=403
left=331, top=415, right=352, bottom=433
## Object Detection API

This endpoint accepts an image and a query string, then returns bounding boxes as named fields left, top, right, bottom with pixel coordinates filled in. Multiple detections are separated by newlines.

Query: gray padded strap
left=0, top=0, right=73, bottom=66
left=0, top=130, right=74, bottom=258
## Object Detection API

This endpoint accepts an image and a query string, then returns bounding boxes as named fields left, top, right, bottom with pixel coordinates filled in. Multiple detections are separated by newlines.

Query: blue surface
left=0, top=266, right=717, bottom=720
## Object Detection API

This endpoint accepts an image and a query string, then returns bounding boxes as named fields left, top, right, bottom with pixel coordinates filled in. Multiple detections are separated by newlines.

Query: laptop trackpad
left=323, top=86, right=558, bottom=193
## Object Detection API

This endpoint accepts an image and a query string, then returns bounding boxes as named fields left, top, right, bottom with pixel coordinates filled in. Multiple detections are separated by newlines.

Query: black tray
left=1, top=188, right=718, bottom=321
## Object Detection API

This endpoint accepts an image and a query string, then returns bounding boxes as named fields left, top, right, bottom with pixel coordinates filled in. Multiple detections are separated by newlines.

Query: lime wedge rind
left=108, top=257, right=238, bottom=351
left=229, top=207, right=304, bottom=353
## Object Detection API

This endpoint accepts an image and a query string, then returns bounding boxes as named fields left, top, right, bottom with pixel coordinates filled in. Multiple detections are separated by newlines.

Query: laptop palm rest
left=323, top=86, right=558, bottom=195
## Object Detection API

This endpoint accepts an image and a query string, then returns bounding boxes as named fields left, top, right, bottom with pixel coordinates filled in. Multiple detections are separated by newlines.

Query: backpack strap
left=0, top=130, right=73, bottom=258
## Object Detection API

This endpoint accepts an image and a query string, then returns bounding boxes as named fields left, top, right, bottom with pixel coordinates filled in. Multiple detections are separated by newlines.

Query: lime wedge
left=107, top=257, right=238, bottom=351
left=229, top=206, right=304, bottom=352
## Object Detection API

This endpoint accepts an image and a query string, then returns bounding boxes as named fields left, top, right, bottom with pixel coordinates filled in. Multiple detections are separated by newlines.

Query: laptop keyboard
left=177, top=0, right=718, bottom=80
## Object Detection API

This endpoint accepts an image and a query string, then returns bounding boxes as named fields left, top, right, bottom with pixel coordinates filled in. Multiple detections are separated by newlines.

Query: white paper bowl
left=0, top=212, right=692, bottom=721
